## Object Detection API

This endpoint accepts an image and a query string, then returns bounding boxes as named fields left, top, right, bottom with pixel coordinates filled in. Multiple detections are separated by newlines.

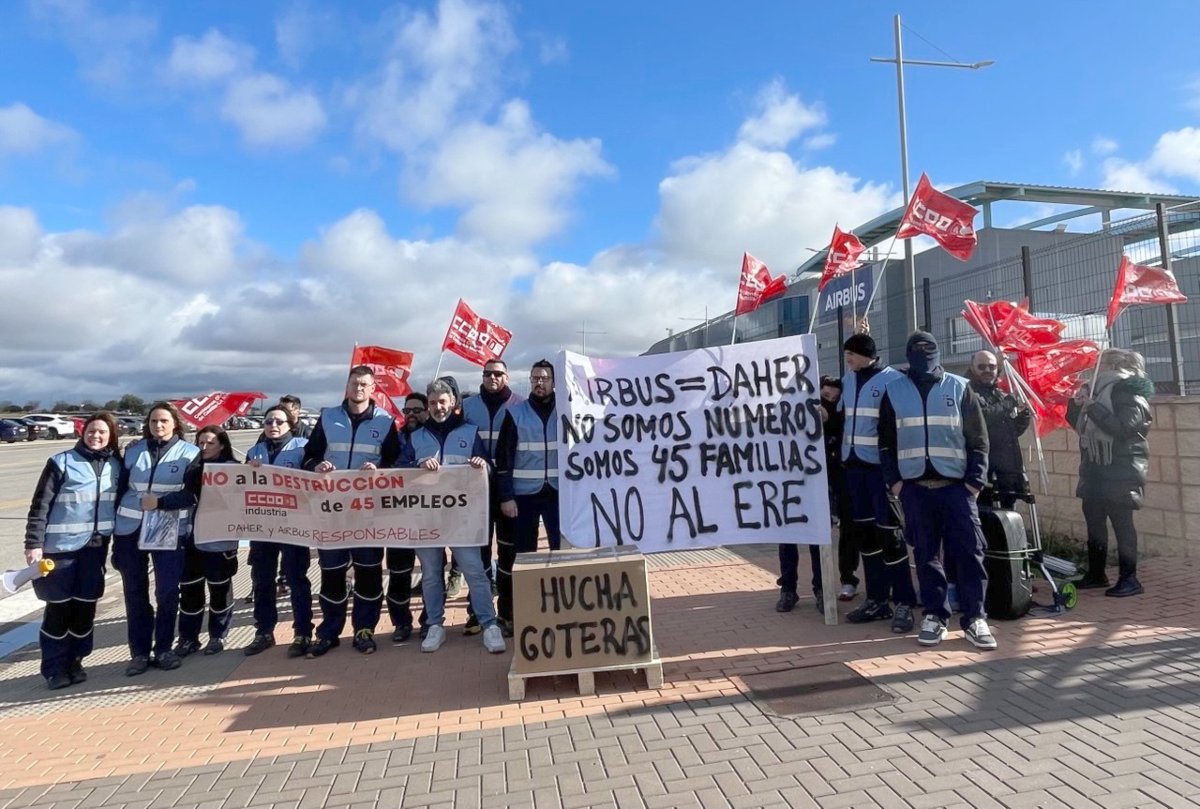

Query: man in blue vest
left=879, top=332, right=995, bottom=650
left=494, top=358, right=559, bottom=636
left=302, top=365, right=403, bottom=657
left=839, top=333, right=918, bottom=633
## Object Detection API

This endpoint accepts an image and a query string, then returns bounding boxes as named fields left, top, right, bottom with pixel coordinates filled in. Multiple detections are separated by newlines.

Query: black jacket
left=1067, top=376, right=1153, bottom=505
left=969, top=380, right=1031, bottom=491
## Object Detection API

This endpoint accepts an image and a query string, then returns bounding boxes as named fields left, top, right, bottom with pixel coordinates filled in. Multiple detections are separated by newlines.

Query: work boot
left=775, top=589, right=799, bottom=613
left=1105, top=576, right=1144, bottom=598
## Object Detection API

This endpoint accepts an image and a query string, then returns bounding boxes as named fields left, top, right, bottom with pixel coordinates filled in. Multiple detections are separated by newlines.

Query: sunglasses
left=263, top=418, right=289, bottom=426
left=402, top=407, right=426, bottom=415
left=483, top=370, right=506, bottom=378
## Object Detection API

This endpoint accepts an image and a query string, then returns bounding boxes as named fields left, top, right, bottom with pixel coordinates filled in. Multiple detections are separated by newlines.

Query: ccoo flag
left=350, top=344, right=414, bottom=419
left=817, top=226, right=867, bottom=292
left=172, top=391, right=265, bottom=430
left=441, top=299, right=514, bottom=367
left=896, top=173, right=978, bottom=261
left=735, top=253, right=788, bottom=316
left=1107, top=255, right=1188, bottom=329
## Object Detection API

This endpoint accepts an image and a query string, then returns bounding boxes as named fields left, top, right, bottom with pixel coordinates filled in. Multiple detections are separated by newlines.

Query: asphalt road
left=0, top=430, right=262, bottom=599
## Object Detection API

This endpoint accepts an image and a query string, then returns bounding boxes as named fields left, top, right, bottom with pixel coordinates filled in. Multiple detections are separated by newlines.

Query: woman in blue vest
left=24, top=412, right=122, bottom=689
left=113, top=402, right=200, bottom=676
left=244, top=404, right=313, bottom=657
left=156, top=425, right=239, bottom=657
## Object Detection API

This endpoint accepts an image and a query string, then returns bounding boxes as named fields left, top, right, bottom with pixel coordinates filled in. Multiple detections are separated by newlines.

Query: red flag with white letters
left=441, top=299, right=513, bottom=367
left=1106, top=255, right=1188, bottom=329
left=896, top=173, right=978, bottom=261
left=172, top=391, right=266, bottom=430
left=735, top=253, right=788, bottom=315
left=350, top=344, right=414, bottom=419
left=817, top=226, right=867, bottom=292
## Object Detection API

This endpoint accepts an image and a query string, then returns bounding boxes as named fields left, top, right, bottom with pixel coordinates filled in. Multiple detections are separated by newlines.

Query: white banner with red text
left=556, top=334, right=831, bottom=553
left=194, top=465, right=488, bottom=549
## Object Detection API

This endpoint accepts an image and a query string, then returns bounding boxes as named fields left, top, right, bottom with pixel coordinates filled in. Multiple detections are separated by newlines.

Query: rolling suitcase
left=979, top=506, right=1032, bottom=620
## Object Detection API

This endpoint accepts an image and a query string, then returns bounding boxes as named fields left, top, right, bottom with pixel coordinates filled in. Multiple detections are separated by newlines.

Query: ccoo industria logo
left=245, top=491, right=299, bottom=510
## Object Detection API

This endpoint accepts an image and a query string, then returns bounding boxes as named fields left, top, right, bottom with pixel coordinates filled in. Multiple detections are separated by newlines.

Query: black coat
left=1067, top=376, right=1154, bottom=507
left=969, top=380, right=1031, bottom=492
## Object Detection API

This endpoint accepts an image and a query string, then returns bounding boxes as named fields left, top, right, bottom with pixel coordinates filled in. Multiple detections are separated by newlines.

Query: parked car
left=14, top=417, right=44, bottom=440
left=23, top=413, right=79, bottom=440
left=0, top=419, right=29, bottom=443
left=117, top=416, right=143, bottom=436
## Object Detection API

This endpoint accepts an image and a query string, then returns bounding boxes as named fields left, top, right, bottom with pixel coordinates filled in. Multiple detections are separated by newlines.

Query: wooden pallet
left=508, top=650, right=663, bottom=700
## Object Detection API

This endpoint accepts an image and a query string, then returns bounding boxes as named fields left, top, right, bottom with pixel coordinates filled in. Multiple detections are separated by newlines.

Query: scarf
left=1079, top=369, right=1131, bottom=466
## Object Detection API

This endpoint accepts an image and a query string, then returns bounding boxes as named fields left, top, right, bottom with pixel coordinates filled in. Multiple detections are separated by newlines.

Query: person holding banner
left=385, top=392, right=427, bottom=644
left=244, top=405, right=315, bottom=656
left=495, top=359, right=560, bottom=636
left=1067, top=348, right=1154, bottom=597
left=967, top=351, right=1031, bottom=509
left=150, top=426, right=240, bottom=658
left=302, top=365, right=404, bottom=657
left=23, top=412, right=122, bottom=689
left=838, top=334, right=918, bottom=633
left=113, top=402, right=200, bottom=675
left=409, top=379, right=506, bottom=654
left=879, top=332, right=995, bottom=650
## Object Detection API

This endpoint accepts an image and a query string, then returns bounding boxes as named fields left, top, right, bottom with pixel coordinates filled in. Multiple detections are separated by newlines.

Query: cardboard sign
left=194, top=465, right=488, bottom=549
left=512, top=546, right=654, bottom=676
left=557, top=334, right=831, bottom=552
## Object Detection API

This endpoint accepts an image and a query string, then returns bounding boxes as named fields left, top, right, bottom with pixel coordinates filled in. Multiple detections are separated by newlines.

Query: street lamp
left=870, top=14, right=993, bottom=335
left=680, top=306, right=710, bottom=346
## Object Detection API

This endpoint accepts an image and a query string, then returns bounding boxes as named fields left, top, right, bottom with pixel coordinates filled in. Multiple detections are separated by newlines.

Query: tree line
left=0, top=395, right=148, bottom=415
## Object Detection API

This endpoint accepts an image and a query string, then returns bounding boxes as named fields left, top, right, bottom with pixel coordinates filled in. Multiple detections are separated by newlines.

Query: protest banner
left=508, top=546, right=661, bottom=699
left=194, top=465, right=489, bottom=550
left=557, top=334, right=831, bottom=553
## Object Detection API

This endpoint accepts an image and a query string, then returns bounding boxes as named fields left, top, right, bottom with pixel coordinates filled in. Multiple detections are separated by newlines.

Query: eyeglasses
left=350, top=381, right=375, bottom=389
left=263, top=418, right=288, bottom=426
left=483, top=370, right=506, bottom=378
left=402, top=407, right=426, bottom=415
left=530, top=375, right=553, bottom=383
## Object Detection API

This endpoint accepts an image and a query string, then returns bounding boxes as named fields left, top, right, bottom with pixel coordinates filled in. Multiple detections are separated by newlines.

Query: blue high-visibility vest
left=463, top=392, right=523, bottom=460
left=318, top=406, right=393, bottom=469
left=115, top=438, right=199, bottom=536
left=44, top=450, right=120, bottom=552
left=885, top=373, right=970, bottom=480
left=840, top=366, right=900, bottom=465
left=509, top=401, right=558, bottom=495
left=247, top=436, right=308, bottom=468
left=410, top=422, right=478, bottom=466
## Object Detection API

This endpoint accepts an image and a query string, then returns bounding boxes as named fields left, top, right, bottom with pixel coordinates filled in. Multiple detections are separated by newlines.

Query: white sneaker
left=917, top=615, right=947, bottom=647
left=964, top=618, right=998, bottom=650
left=421, top=624, right=446, bottom=653
left=482, top=624, right=506, bottom=654
left=837, top=583, right=857, bottom=601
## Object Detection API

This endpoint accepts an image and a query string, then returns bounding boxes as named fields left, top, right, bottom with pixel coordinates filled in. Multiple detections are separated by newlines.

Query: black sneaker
left=419, top=624, right=430, bottom=640
left=891, top=604, right=915, bottom=634
left=496, top=618, right=514, bottom=638
left=306, top=637, right=340, bottom=658
left=174, top=639, right=202, bottom=658
left=463, top=615, right=482, bottom=636
left=392, top=625, right=413, bottom=645
left=155, top=651, right=182, bottom=671
left=47, top=674, right=72, bottom=691
left=1105, top=577, right=1144, bottom=598
left=287, top=636, right=311, bottom=658
left=847, top=599, right=894, bottom=624
left=244, top=634, right=276, bottom=656
left=68, top=659, right=87, bottom=685
left=917, top=615, right=948, bottom=647
left=814, top=591, right=825, bottom=615
left=353, top=628, right=377, bottom=655
left=446, top=571, right=463, bottom=599
left=125, top=655, right=150, bottom=677
left=775, top=589, right=799, bottom=613
left=203, top=638, right=225, bottom=656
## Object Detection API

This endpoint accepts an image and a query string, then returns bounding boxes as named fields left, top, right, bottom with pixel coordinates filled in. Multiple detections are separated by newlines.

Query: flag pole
left=807, top=289, right=822, bottom=333
left=433, top=351, right=445, bottom=382
left=1003, top=357, right=1051, bottom=495
left=851, top=265, right=858, bottom=327
left=859, top=231, right=901, bottom=317
left=730, top=315, right=739, bottom=346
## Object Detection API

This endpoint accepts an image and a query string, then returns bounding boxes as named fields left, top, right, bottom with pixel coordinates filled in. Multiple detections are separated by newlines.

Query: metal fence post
left=1156, top=203, right=1187, bottom=395
left=836, top=306, right=845, bottom=376
left=1021, top=245, right=1034, bottom=309
left=921, top=277, right=932, bottom=333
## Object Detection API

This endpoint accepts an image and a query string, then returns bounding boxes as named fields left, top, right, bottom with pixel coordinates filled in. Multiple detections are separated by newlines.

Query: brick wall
left=1031, top=396, right=1193, bottom=558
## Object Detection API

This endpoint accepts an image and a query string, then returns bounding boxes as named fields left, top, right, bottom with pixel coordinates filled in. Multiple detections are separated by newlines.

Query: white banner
left=194, top=466, right=488, bottom=549
left=557, top=334, right=831, bottom=552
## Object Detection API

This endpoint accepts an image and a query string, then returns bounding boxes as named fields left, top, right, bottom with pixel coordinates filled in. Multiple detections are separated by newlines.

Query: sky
left=2, top=0, right=1200, bottom=407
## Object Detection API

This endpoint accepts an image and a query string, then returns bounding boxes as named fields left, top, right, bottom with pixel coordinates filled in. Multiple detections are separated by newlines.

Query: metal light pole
left=871, top=15, right=993, bottom=336
left=680, top=306, right=710, bottom=347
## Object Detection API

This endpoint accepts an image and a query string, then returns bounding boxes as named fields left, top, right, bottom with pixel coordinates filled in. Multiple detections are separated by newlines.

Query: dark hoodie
left=1067, top=374, right=1154, bottom=502
left=878, top=332, right=988, bottom=490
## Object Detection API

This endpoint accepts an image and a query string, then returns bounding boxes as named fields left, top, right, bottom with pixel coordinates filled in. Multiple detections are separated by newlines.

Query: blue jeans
left=416, top=546, right=496, bottom=629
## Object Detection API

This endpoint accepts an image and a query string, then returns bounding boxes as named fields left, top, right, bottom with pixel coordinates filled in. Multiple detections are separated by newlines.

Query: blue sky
left=2, top=0, right=1199, bottom=404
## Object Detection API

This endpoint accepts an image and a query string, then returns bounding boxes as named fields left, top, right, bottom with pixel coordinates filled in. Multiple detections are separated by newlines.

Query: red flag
left=992, top=299, right=1066, bottom=353
left=735, top=253, right=788, bottom=316
left=817, top=226, right=866, bottom=292
left=172, top=391, right=266, bottom=430
left=441, top=299, right=514, bottom=367
left=896, top=173, right=978, bottom=261
left=1107, top=255, right=1188, bottom=329
left=351, top=345, right=414, bottom=419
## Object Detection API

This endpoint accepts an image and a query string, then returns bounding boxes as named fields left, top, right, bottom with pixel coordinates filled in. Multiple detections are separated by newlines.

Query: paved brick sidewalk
left=0, top=547, right=1197, bottom=808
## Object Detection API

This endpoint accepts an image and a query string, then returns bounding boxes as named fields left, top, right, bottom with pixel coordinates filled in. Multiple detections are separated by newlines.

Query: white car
left=24, top=413, right=79, bottom=440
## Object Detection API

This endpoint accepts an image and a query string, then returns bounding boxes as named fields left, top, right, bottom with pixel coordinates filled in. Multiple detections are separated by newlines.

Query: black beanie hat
left=843, top=333, right=877, bottom=359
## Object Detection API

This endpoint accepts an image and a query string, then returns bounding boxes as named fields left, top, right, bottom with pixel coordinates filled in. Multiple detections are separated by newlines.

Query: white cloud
left=274, top=3, right=336, bottom=69
left=1147, top=127, right=1200, bottom=183
left=30, top=0, right=158, bottom=87
left=0, top=103, right=77, bottom=155
left=1100, top=157, right=1177, bottom=194
left=220, top=73, right=327, bottom=148
left=803, top=133, right=837, bottom=151
left=1063, top=148, right=1083, bottom=176
left=737, top=79, right=826, bottom=149
left=0, top=206, right=44, bottom=263
left=1091, top=136, right=1119, bottom=156
left=165, top=29, right=255, bottom=83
